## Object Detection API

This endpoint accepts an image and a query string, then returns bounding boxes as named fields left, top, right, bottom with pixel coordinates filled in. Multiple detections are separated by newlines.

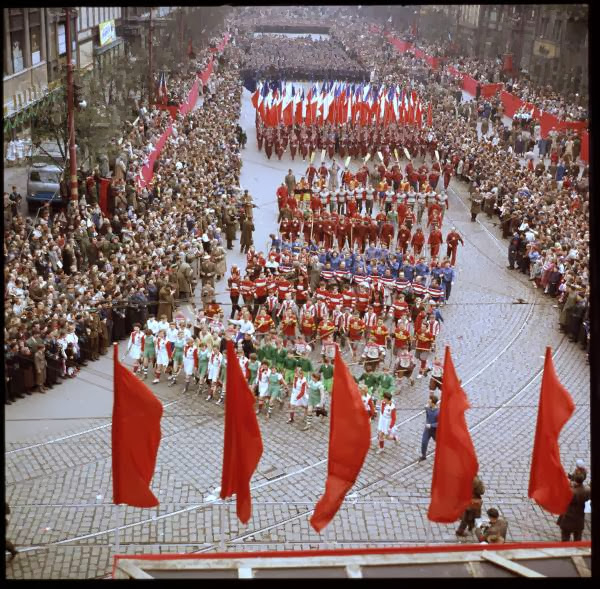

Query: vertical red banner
left=99, top=178, right=111, bottom=216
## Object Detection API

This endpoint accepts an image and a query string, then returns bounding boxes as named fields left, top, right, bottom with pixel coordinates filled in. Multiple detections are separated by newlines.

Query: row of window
left=5, top=8, right=122, bottom=77
left=78, top=6, right=122, bottom=33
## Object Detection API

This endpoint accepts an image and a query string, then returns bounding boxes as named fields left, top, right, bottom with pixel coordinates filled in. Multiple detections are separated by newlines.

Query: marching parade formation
left=5, top=5, right=590, bottom=569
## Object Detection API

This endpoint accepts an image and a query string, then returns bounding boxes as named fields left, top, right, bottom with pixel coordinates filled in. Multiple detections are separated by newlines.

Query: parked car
left=26, top=163, right=67, bottom=212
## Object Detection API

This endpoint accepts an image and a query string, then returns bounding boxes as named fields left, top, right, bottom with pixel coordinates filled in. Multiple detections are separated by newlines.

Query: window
left=29, top=9, right=41, bottom=65
left=11, top=31, right=25, bottom=72
left=9, top=8, right=25, bottom=72
left=552, top=19, right=562, bottom=40
left=58, top=22, right=66, bottom=54
left=58, top=20, right=76, bottom=55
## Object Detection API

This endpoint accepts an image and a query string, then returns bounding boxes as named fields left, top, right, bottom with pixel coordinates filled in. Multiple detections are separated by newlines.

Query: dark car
left=26, top=163, right=68, bottom=212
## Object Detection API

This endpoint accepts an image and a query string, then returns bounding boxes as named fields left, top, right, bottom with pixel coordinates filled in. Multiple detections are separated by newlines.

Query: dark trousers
left=442, top=280, right=452, bottom=301
left=561, top=529, right=583, bottom=542
left=457, top=508, right=478, bottom=533
left=421, top=427, right=436, bottom=458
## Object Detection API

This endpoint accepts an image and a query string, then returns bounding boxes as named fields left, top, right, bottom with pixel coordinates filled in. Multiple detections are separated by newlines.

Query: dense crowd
left=4, top=35, right=254, bottom=404
left=3, top=4, right=590, bottom=547
left=240, top=34, right=367, bottom=82
left=388, top=27, right=589, bottom=123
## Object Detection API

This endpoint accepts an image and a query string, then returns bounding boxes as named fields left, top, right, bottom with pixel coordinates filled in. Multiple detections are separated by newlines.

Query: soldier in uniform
left=290, top=132, right=299, bottom=160
left=275, top=133, right=284, bottom=160
left=264, top=129, right=274, bottom=160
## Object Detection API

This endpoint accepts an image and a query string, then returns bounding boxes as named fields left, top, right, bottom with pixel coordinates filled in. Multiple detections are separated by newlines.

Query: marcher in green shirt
left=319, top=357, right=334, bottom=393
left=283, top=352, right=298, bottom=384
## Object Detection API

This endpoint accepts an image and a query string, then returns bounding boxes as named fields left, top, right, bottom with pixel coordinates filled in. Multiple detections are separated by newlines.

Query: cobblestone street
left=4, top=89, right=590, bottom=579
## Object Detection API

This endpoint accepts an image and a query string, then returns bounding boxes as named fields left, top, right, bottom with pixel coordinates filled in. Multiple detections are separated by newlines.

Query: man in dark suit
left=557, top=473, right=591, bottom=541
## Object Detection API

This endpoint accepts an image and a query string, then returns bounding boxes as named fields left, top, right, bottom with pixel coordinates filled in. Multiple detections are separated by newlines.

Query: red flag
left=187, top=39, right=195, bottom=59
left=310, top=348, right=371, bottom=532
left=98, top=177, right=111, bottom=217
left=428, top=346, right=478, bottom=523
left=528, top=347, right=575, bottom=514
left=220, top=340, right=263, bottom=524
left=112, top=344, right=163, bottom=508
left=427, top=102, right=433, bottom=127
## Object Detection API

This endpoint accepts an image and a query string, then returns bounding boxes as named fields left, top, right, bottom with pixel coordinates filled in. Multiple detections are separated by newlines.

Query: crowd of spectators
left=389, top=27, right=589, bottom=123
left=333, top=16, right=591, bottom=356
left=240, top=34, right=367, bottom=83
left=4, top=32, right=256, bottom=404
left=230, top=6, right=339, bottom=31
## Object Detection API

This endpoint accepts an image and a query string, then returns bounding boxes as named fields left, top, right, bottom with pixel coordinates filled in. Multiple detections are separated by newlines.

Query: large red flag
left=112, top=344, right=163, bottom=507
left=310, top=348, right=371, bottom=532
left=528, top=347, right=574, bottom=514
left=428, top=346, right=478, bottom=523
left=220, top=340, right=263, bottom=524
left=427, top=102, right=433, bottom=127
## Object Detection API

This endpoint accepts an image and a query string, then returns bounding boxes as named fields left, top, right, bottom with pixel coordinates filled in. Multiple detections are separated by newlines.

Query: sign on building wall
left=99, top=20, right=116, bottom=46
left=533, top=39, right=560, bottom=59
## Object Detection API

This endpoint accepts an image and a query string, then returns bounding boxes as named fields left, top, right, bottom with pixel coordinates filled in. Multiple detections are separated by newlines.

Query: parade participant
left=418, top=394, right=439, bottom=461
left=411, top=226, right=425, bottom=256
left=360, top=383, right=376, bottom=420
left=304, top=371, right=325, bottom=431
left=168, top=329, right=185, bottom=387
left=256, top=360, right=272, bottom=414
left=254, top=306, right=274, bottom=337
left=195, top=341, right=210, bottom=393
left=153, top=329, right=170, bottom=384
left=396, top=223, right=411, bottom=255
left=415, top=322, right=435, bottom=378
left=181, top=337, right=198, bottom=394
left=348, top=310, right=366, bottom=361
left=396, top=347, right=416, bottom=387
left=429, top=355, right=444, bottom=392
left=205, top=345, right=223, bottom=401
left=280, top=308, right=298, bottom=344
left=126, top=323, right=144, bottom=374
left=319, top=356, right=334, bottom=394
left=377, top=391, right=397, bottom=453
left=440, top=261, right=456, bottom=301
left=446, top=227, right=465, bottom=266
left=363, top=334, right=384, bottom=371
left=288, top=366, right=307, bottom=424
left=266, top=366, right=287, bottom=419
left=428, top=224, right=443, bottom=258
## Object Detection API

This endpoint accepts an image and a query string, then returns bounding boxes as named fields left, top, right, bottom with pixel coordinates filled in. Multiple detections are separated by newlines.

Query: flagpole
left=113, top=342, right=122, bottom=557
left=114, top=503, right=122, bottom=554
left=219, top=499, right=226, bottom=551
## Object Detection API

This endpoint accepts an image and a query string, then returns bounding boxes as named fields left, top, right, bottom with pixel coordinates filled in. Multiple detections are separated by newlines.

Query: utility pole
left=65, top=7, right=78, bottom=201
left=148, top=6, right=153, bottom=106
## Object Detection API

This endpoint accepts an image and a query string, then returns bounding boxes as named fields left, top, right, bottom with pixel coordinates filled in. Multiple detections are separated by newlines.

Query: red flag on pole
left=220, top=340, right=263, bottom=524
left=428, top=346, right=478, bottom=523
left=310, top=347, right=371, bottom=533
left=528, top=347, right=575, bottom=514
left=427, top=102, right=433, bottom=127
left=112, top=344, right=163, bottom=508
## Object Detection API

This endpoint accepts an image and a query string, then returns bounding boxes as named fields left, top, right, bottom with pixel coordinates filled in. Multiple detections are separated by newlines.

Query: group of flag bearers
left=113, top=340, right=581, bottom=541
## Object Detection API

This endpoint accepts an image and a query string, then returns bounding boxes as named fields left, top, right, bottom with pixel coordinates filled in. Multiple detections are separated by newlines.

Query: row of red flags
left=112, top=343, right=575, bottom=532
left=251, top=81, right=433, bottom=129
